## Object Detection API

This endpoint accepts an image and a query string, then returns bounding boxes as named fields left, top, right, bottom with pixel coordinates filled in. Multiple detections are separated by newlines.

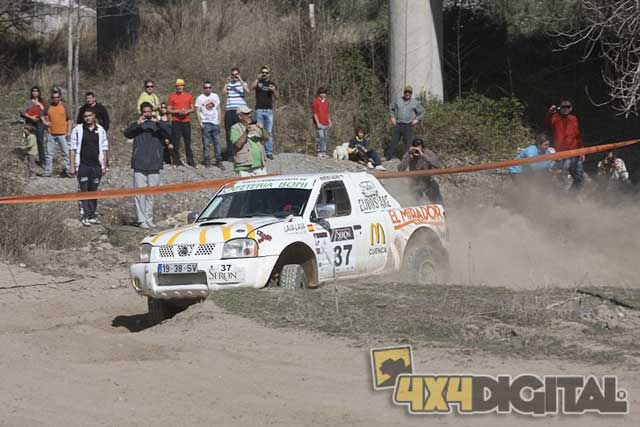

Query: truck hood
left=143, top=217, right=284, bottom=246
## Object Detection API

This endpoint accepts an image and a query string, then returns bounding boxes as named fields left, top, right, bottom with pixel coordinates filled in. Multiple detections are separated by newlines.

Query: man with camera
left=124, top=102, right=172, bottom=229
left=230, top=106, right=269, bottom=177
left=546, top=99, right=584, bottom=192
left=222, top=67, right=249, bottom=161
left=397, top=137, right=444, bottom=204
left=250, top=65, right=278, bottom=160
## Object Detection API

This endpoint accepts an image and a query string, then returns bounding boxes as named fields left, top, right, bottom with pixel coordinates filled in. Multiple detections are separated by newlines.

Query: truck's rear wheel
left=147, top=297, right=181, bottom=325
left=279, top=264, right=308, bottom=289
left=405, top=246, right=444, bottom=285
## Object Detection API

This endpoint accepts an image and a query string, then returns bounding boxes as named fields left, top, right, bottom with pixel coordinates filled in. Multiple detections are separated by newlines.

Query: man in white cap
left=230, top=106, right=269, bottom=176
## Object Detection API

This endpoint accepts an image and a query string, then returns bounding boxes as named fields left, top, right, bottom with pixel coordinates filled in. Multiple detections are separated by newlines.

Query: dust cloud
left=384, top=174, right=640, bottom=289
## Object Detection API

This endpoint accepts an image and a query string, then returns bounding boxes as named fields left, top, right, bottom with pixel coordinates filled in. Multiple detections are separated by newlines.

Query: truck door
left=311, top=180, right=367, bottom=277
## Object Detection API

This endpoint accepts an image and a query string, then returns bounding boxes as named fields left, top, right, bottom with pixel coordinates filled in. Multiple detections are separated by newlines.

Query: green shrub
left=419, top=93, right=531, bottom=163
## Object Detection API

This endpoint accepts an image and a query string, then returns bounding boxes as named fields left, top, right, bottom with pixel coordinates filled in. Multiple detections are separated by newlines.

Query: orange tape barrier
left=373, top=138, right=640, bottom=179
left=0, top=138, right=637, bottom=205
left=0, top=175, right=274, bottom=205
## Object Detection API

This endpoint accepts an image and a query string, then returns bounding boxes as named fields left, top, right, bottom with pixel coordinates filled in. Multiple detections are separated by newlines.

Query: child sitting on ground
left=22, top=124, right=38, bottom=178
left=348, top=127, right=386, bottom=171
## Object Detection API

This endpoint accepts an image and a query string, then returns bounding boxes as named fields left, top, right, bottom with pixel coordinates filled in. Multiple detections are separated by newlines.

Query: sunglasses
left=51, top=96, right=60, bottom=99
left=83, top=114, right=94, bottom=118
left=404, top=91, right=412, bottom=94
left=261, top=71, right=270, bottom=74
left=561, top=105, right=572, bottom=109
left=146, top=85, right=154, bottom=88
left=204, top=86, right=212, bottom=89
left=32, top=89, right=40, bottom=92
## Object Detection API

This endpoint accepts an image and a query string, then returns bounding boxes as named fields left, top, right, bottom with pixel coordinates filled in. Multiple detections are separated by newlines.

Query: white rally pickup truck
left=130, top=172, right=449, bottom=322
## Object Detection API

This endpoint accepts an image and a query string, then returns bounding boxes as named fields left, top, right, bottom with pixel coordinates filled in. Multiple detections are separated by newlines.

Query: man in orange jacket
left=546, top=99, right=585, bottom=191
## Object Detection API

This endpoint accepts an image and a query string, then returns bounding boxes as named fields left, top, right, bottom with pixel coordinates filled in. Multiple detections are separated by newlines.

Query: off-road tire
left=279, top=264, right=308, bottom=289
left=147, top=297, right=181, bottom=325
left=404, top=246, right=445, bottom=285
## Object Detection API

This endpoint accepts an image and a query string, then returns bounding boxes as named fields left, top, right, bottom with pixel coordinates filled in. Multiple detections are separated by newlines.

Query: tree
left=554, top=0, right=640, bottom=116
left=0, top=0, right=41, bottom=35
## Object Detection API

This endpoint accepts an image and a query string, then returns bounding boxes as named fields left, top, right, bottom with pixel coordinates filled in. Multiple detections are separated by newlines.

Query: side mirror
left=187, top=211, right=198, bottom=224
left=314, top=203, right=336, bottom=220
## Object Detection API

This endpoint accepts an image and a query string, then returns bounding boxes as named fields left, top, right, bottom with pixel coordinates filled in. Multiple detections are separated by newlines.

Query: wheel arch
left=269, top=242, right=318, bottom=286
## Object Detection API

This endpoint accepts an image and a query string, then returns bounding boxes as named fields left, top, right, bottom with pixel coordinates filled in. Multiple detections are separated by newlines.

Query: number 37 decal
left=334, top=244, right=352, bottom=267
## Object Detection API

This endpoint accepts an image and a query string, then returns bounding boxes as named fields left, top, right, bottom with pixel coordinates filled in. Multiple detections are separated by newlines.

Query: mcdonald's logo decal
left=370, top=223, right=386, bottom=245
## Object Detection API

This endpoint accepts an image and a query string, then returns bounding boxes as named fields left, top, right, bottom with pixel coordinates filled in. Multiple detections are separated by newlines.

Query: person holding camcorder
left=398, top=137, right=444, bottom=204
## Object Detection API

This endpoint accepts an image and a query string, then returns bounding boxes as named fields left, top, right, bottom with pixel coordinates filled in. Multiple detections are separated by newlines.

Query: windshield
left=198, top=188, right=312, bottom=220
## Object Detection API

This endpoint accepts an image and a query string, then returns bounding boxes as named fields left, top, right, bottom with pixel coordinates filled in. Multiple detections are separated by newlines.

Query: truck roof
left=220, top=172, right=377, bottom=193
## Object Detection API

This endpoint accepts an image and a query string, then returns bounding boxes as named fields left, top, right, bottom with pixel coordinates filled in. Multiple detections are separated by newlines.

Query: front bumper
left=130, top=256, right=279, bottom=299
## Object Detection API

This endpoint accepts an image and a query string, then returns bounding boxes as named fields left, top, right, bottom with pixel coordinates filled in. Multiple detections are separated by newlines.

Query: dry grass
left=208, top=280, right=640, bottom=365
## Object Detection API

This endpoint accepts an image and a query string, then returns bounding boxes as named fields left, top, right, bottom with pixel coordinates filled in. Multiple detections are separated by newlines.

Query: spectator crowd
left=18, top=70, right=629, bottom=228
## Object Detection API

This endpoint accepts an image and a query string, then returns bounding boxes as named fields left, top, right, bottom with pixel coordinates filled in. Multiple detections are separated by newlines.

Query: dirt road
left=0, top=264, right=637, bottom=426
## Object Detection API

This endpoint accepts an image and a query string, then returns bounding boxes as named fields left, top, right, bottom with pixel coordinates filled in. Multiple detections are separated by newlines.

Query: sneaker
left=87, top=218, right=101, bottom=225
left=59, top=171, right=72, bottom=178
left=138, top=222, right=150, bottom=229
left=216, top=160, right=226, bottom=171
left=81, top=218, right=91, bottom=227
left=147, top=221, right=157, bottom=228
left=266, top=154, right=274, bottom=160
left=37, top=171, right=52, bottom=177
left=203, top=161, right=212, bottom=168
left=317, top=152, right=327, bottom=159
left=366, top=161, right=374, bottom=169
left=188, top=162, right=197, bottom=169
left=375, top=165, right=387, bottom=171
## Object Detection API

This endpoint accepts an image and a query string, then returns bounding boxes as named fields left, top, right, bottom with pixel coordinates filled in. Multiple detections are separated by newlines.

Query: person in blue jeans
left=311, top=87, right=332, bottom=158
left=196, top=81, right=224, bottom=169
left=250, top=65, right=278, bottom=160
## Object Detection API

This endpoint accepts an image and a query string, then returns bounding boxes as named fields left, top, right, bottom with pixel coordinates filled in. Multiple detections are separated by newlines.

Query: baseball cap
left=236, top=105, right=253, bottom=115
left=175, top=79, right=185, bottom=86
left=404, top=85, right=413, bottom=93
left=412, top=138, right=424, bottom=147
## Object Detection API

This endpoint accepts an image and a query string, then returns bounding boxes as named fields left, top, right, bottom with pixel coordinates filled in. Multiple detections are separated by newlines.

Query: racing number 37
left=334, top=244, right=352, bottom=267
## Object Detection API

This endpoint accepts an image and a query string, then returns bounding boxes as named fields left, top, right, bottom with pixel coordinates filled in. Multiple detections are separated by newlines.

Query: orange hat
left=175, top=79, right=185, bottom=86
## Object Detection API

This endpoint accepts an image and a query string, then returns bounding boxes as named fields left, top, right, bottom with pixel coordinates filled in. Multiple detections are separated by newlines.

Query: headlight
left=139, top=243, right=152, bottom=263
left=222, top=238, right=258, bottom=259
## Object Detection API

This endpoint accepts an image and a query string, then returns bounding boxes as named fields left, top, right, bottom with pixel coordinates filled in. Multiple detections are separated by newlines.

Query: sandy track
left=0, top=265, right=637, bottom=426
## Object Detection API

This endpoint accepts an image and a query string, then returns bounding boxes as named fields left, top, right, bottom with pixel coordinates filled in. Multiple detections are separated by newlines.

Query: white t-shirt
left=195, top=93, right=221, bottom=125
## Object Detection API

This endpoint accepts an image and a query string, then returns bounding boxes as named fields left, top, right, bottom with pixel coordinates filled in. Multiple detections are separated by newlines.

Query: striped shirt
left=225, top=81, right=247, bottom=111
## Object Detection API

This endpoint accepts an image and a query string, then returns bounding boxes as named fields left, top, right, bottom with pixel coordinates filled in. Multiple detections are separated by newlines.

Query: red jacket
left=546, top=112, right=583, bottom=152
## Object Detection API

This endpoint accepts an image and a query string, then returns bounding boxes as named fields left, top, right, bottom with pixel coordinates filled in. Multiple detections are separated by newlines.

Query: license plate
left=207, top=264, right=245, bottom=283
left=158, top=263, right=198, bottom=274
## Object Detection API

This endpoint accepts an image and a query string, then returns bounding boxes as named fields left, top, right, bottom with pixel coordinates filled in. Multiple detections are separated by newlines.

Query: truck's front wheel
left=279, top=264, right=308, bottom=289
left=147, top=297, right=181, bottom=325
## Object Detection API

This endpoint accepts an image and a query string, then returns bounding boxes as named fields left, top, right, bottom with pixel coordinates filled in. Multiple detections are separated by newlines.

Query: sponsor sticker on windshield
left=220, top=177, right=314, bottom=194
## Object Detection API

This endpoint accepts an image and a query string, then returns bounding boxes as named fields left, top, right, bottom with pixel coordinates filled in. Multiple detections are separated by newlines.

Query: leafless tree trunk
left=553, top=0, right=640, bottom=116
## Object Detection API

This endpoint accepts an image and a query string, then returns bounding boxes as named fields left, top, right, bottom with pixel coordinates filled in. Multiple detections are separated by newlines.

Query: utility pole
left=388, top=0, right=444, bottom=100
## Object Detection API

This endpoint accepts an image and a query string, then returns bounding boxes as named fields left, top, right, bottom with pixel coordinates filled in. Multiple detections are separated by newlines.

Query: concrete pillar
left=389, top=0, right=443, bottom=101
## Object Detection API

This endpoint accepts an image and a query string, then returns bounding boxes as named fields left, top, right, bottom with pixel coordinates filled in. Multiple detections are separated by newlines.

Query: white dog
left=332, top=142, right=350, bottom=160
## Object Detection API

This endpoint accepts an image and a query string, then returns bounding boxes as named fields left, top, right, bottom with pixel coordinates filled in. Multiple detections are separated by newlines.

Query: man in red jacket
left=546, top=99, right=584, bottom=191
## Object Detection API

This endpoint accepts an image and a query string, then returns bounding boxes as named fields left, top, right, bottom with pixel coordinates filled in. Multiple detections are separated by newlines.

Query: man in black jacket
left=124, top=102, right=172, bottom=229
left=76, top=92, right=110, bottom=131
left=397, top=137, right=444, bottom=204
